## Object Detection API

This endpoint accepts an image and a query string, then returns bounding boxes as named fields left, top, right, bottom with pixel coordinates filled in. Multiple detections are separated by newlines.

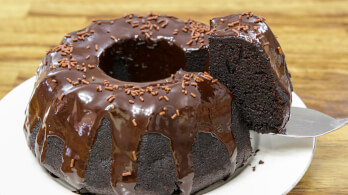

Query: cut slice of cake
left=209, top=12, right=292, bottom=134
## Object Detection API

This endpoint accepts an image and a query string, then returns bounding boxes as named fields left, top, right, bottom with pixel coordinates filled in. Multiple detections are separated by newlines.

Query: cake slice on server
left=208, top=11, right=292, bottom=134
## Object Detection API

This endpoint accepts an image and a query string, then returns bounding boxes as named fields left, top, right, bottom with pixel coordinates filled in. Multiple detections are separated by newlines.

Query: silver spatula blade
left=281, top=107, right=348, bottom=137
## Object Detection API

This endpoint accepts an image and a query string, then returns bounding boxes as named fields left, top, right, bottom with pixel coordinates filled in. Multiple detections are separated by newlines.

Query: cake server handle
left=279, top=107, right=348, bottom=138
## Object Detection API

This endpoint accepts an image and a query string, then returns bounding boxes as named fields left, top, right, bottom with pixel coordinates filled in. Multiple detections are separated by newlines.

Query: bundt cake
left=209, top=12, right=292, bottom=134
left=24, top=11, right=291, bottom=194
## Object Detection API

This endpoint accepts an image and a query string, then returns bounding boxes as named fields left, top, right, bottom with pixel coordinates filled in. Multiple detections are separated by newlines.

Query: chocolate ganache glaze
left=24, top=13, right=238, bottom=194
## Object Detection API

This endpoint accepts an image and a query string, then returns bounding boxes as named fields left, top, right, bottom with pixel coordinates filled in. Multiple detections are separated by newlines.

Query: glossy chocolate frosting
left=24, top=13, right=236, bottom=194
left=210, top=12, right=292, bottom=96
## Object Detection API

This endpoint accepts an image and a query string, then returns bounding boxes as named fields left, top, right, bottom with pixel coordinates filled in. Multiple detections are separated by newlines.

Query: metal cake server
left=280, top=107, right=348, bottom=137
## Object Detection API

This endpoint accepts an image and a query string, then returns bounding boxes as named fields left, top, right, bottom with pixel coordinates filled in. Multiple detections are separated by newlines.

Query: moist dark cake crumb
left=209, top=12, right=292, bottom=134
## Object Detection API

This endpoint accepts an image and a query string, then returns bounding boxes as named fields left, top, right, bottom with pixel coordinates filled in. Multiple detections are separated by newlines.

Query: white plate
left=0, top=77, right=315, bottom=195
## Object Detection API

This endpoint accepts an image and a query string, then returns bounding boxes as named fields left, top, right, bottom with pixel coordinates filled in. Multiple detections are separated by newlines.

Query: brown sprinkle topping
left=70, top=159, right=75, bottom=168
left=176, top=109, right=180, bottom=116
left=147, top=16, right=158, bottom=20
left=232, top=29, right=240, bottom=36
left=249, top=36, right=253, bottom=43
left=159, top=111, right=166, bottom=116
left=131, top=91, right=138, bottom=97
left=122, top=172, right=132, bottom=177
left=277, top=47, right=282, bottom=54
left=132, top=23, right=139, bottom=28
left=228, top=21, right=239, bottom=27
left=190, top=92, right=196, bottom=98
left=191, top=82, right=197, bottom=86
left=163, top=96, right=169, bottom=102
left=161, top=21, right=168, bottom=28
left=163, top=107, right=168, bottom=111
left=105, top=86, right=113, bottom=91
left=59, top=93, right=65, bottom=101
left=195, top=76, right=204, bottom=82
left=171, top=113, right=177, bottom=119
left=132, top=151, right=137, bottom=161
left=87, top=64, right=95, bottom=69
left=108, top=96, right=115, bottom=103
left=129, top=100, right=135, bottom=104
left=139, top=96, right=144, bottom=102
left=254, top=26, right=260, bottom=31
left=186, top=40, right=193, bottom=45
left=106, top=95, right=113, bottom=101
left=110, top=35, right=116, bottom=40
left=97, top=86, right=102, bottom=92
left=132, top=119, right=137, bottom=127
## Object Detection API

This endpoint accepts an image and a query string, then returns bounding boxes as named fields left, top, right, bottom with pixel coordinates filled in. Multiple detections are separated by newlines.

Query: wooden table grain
left=1, top=0, right=347, bottom=194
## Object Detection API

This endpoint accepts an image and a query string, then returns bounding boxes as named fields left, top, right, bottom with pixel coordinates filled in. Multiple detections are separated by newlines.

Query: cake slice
left=208, top=12, right=292, bottom=134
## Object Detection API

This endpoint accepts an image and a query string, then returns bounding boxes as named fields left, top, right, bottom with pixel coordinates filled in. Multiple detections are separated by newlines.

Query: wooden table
left=1, top=0, right=347, bottom=194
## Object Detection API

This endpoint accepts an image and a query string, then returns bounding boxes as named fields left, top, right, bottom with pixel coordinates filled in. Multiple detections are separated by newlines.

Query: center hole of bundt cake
left=99, top=39, right=186, bottom=82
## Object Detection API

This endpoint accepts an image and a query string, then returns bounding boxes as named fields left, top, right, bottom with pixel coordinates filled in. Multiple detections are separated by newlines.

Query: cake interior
left=99, top=39, right=186, bottom=82
left=209, top=36, right=288, bottom=133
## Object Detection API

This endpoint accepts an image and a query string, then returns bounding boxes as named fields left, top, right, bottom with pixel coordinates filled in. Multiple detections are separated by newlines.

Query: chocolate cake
left=209, top=12, right=292, bottom=134
left=24, top=13, right=253, bottom=194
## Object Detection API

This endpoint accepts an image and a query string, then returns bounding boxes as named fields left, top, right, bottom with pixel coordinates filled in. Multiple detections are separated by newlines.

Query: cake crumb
left=254, top=149, right=260, bottom=156
left=259, top=160, right=264, bottom=164
left=252, top=166, right=256, bottom=172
